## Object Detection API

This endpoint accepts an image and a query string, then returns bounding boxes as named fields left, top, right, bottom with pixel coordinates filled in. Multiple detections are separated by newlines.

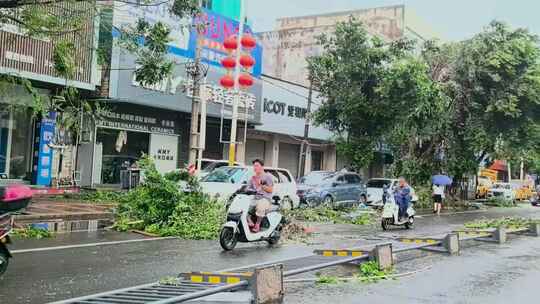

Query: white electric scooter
left=219, top=190, right=286, bottom=251
left=381, top=189, right=415, bottom=230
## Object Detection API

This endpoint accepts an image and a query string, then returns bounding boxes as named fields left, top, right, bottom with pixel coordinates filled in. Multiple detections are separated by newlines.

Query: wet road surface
left=1, top=205, right=540, bottom=303
left=285, top=232, right=540, bottom=303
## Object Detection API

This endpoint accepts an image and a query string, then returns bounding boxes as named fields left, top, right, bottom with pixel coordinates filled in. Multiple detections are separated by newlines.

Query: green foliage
left=350, top=213, right=372, bottom=225
left=316, top=275, right=339, bottom=285
left=76, top=190, right=124, bottom=203
left=12, top=226, right=53, bottom=239
left=120, top=19, right=175, bottom=87
left=169, top=0, right=200, bottom=18
left=464, top=217, right=539, bottom=229
left=358, top=261, right=393, bottom=283
left=115, top=156, right=224, bottom=239
left=311, top=19, right=540, bottom=185
left=310, top=18, right=414, bottom=170
left=411, top=185, right=433, bottom=210
left=53, top=40, right=77, bottom=78
left=486, top=196, right=516, bottom=207
left=285, top=207, right=373, bottom=225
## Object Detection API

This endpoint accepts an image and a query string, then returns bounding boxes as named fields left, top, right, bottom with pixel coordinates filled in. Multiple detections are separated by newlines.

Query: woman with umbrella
left=432, top=175, right=452, bottom=215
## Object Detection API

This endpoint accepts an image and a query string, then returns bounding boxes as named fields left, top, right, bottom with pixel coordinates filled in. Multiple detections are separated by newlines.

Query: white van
left=200, top=166, right=300, bottom=209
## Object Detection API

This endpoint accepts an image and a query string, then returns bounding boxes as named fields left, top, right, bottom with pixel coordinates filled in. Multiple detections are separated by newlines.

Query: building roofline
left=276, top=4, right=405, bottom=22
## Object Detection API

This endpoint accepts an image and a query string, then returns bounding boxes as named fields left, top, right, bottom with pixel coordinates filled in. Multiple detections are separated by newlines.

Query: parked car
left=298, top=171, right=367, bottom=208
left=487, top=183, right=515, bottom=202
left=200, top=166, right=300, bottom=209
left=196, top=159, right=243, bottom=179
left=366, top=178, right=419, bottom=207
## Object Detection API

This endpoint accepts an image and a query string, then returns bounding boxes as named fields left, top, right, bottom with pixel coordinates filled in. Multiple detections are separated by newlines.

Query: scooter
left=0, top=213, right=13, bottom=276
left=381, top=190, right=415, bottom=230
left=220, top=190, right=286, bottom=251
left=0, top=184, right=33, bottom=276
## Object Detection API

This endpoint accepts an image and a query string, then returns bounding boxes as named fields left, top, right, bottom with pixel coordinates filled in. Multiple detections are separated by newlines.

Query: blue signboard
left=188, top=8, right=263, bottom=77
left=112, top=5, right=262, bottom=76
left=34, top=112, right=56, bottom=186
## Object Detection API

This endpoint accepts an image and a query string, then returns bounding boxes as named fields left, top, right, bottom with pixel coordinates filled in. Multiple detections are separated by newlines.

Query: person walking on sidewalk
left=432, top=183, right=445, bottom=215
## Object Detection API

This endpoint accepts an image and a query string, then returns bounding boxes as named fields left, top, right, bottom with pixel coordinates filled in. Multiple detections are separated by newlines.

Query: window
left=277, top=170, right=292, bottom=183
left=201, top=167, right=246, bottom=183
left=367, top=179, right=391, bottom=188
left=336, top=175, right=345, bottom=183
left=202, top=0, right=212, bottom=9
left=266, top=170, right=280, bottom=184
left=345, top=174, right=360, bottom=184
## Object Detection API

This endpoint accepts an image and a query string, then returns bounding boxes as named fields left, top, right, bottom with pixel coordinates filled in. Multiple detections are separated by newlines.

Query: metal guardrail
left=51, top=223, right=540, bottom=304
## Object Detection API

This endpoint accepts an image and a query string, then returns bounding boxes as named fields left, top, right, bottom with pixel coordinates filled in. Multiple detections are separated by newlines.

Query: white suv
left=200, top=166, right=300, bottom=209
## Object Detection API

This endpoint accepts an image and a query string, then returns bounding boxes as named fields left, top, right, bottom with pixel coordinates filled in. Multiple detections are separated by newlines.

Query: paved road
left=1, top=205, right=539, bottom=304
left=285, top=230, right=540, bottom=304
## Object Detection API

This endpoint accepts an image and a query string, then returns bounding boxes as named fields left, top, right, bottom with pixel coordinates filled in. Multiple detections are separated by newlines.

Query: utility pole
left=228, top=0, right=245, bottom=166
left=298, top=80, right=313, bottom=178
left=188, top=0, right=204, bottom=167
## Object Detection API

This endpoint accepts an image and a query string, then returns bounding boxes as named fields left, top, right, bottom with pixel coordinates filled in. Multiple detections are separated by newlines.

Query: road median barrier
left=313, top=249, right=366, bottom=257
left=53, top=224, right=540, bottom=303
left=178, top=271, right=253, bottom=285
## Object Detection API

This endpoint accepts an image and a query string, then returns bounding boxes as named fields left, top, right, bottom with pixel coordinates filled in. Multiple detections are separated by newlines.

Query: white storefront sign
left=149, top=134, right=178, bottom=173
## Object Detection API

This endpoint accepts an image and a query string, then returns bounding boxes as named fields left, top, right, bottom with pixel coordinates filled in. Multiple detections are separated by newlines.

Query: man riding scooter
left=246, top=159, right=274, bottom=232
left=394, top=177, right=412, bottom=223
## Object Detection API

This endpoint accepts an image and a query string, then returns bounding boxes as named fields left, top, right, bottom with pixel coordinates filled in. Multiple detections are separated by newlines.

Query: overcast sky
left=245, top=0, right=540, bottom=41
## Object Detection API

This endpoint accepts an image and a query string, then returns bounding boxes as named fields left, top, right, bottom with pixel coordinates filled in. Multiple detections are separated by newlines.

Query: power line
left=260, top=77, right=322, bottom=107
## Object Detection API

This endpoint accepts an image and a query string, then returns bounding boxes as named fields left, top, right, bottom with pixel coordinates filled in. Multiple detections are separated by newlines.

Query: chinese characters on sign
left=96, top=109, right=178, bottom=135
left=154, top=148, right=175, bottom=161
left=263, top=98, right=308, bottom=119
left=184, top=80, right=257, bottom=111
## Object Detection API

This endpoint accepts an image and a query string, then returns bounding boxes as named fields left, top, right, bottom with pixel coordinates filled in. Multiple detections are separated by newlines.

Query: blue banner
left=35, top=112, right=56, bottom=186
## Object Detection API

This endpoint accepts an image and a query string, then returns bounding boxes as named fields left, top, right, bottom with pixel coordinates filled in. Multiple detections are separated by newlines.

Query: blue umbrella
left=432, top=175, right=452, bottom=186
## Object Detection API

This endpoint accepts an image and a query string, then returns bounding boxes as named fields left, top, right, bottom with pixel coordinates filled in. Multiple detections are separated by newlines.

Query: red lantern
left=221, top=57, right=236, bottom=69
left=223, top=36, right=238, bottom=51
left=241, top=35, right=256, bottom=49
left=238, top=73, right=254, bottom=87
left=239, top=54, right=255, bottom=68
left=220, top=75, right=235, bottom=88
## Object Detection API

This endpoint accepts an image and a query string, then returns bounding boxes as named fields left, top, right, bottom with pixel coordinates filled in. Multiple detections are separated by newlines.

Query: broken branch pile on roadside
left=113, top=156, right=224, bottom=239
left=284, top=206, right=375, bottom=225
left=464, top=217, right=540, bottom=230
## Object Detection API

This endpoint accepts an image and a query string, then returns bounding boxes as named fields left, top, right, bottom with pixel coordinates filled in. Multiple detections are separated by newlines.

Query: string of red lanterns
left=219, top=34, right=257, bottom=90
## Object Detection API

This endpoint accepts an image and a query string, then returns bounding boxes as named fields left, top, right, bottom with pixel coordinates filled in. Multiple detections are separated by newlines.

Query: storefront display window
left=96, top=128, right=149, bottom=184
left=9, top=109, right=33, bottom=179
left=0, top=104, right=33, bottom=179
left=311, top=150, right=323, bottom=172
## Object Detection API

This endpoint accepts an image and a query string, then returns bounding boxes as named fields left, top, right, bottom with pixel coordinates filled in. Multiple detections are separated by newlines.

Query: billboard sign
left=189, top=8, right=262, bottom=77
left=112, top=4, right=262, bottom=77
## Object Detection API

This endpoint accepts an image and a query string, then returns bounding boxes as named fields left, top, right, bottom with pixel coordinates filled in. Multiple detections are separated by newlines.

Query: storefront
left=0, top=85, right=46, bottom=181
left=242, top=75, right=337, bottom=178
left=78, top=103, right=184, bottom=186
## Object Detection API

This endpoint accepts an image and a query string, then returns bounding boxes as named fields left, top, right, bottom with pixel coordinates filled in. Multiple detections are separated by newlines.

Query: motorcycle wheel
left=0, top=251, right=9, bottom=276
left=219, top=227, right=238, bottom=251
left=381, top=218, right=389, bottom=231
left=405, top=216, right=414, bottom=229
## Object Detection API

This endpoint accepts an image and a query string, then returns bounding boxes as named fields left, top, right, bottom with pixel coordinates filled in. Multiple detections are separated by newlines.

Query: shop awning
left=489, top=160, right=507, bottom=171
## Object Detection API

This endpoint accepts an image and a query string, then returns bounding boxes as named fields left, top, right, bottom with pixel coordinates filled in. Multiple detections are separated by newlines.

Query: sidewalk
left=13, top=196, right=114, bottom=229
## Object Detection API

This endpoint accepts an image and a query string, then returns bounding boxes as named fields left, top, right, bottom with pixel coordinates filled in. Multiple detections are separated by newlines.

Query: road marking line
left=11, top=236, right=177, bottom=254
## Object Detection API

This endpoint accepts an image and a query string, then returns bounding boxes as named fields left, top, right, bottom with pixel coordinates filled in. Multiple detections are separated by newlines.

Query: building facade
left=78, top=2, right=264, bottom=186
left=240, top=75, right=336, bottom=178
left=0, top=4, right=99, bottom=185
left=258, top=5, right=439, bottom=87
